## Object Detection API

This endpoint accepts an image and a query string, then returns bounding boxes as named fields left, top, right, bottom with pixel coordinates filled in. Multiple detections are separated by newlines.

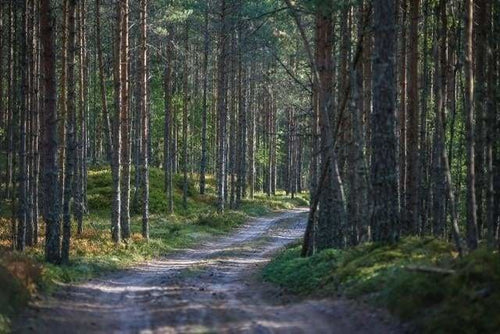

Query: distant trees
left=1, top=0, right=498, bottom=263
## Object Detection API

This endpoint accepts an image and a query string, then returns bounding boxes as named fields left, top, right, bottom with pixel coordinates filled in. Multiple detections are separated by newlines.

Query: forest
left=0, top=0, right=498, bottom=332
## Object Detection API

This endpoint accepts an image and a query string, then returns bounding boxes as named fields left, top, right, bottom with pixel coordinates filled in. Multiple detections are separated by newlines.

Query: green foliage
left=196, top=211, right=247, bottom=230
left=263, top=238, right=500, bottom=333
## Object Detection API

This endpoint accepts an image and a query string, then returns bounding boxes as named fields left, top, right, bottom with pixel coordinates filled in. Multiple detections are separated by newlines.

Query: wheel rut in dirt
left=14, top=209, right=402, bottom=334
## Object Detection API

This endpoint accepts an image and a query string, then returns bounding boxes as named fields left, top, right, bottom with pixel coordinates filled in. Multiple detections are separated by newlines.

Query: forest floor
left=12, top=209, right=402, bottom=334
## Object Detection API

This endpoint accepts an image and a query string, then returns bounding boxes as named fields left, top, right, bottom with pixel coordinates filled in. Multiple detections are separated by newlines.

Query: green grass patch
left=263, top=238, right=500, bottom=333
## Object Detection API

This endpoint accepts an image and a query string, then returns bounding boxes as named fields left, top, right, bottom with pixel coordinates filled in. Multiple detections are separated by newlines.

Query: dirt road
left=14, top=209, right=402, bottom=333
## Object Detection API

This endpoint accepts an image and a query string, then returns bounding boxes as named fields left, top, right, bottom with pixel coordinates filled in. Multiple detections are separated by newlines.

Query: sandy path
left=13, top=209, right=403, bottom=334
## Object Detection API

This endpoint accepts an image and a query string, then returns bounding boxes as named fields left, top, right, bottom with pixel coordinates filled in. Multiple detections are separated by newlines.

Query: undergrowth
left=263, top=238, right=500, bottom=333
left=0, top=167, right=308, bottom=333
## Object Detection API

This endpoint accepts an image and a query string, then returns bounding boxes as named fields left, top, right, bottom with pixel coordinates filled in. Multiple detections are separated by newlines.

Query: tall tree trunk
left=486, top=0, right=497, bottom=247
left=61, top=0, right=77, bottom=263
left=58, top=0, right=68, bottom=211
left=464, top=0, right=478, bottom=250
left=216, top=0, right=228, bottom=213
left=248, top=63, right=255, bottom=199
left=40, top=0, right=61, bottom=263
left=347, top=2, right=369, bottom=245
left=16, top=0, right=28, bottom=252
left=405, top=0, right=419, bottom=235
left=316, top=7, right=347, bottom=251
left=371, top=0, right=399, bottom=243
left=199, top=3, right=209, bottom=195
left=474, top=0, right=488, bottom=238
left=74, top=0, right=86, bottom=234
left=398, top=0, right=407, bottom=224
left=111, top=0, right=122, bottom=243
left=140, top=0, right=149, bottom=239
left=31, top=1, right=40, bottom=245
left=120, top=0, right=130, bottom=239
left=182, top=22, right=189, bottom=210
left=431, top=0, right=446, bottom=238
left=164, top=39, right=173, bottom=214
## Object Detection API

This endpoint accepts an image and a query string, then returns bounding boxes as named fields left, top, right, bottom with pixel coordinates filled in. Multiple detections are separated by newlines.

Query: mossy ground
left=263, top=238, right=500, bottom=333
left=0, top=166, right=308, bottom=333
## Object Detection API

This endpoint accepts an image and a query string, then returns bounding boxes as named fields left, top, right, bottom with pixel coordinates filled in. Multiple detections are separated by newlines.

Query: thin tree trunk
left=216, top=0, right=228, bottom=213
left=140, top=0, right=149, bottom=239
left=474, top=0, right=488, bottom=238
left=61, top=0, right=77, bottom=263
left=182, top=22, right=189, bottom=210
left=120, top=0, right=130, bottom=239
left=464, top=0, right=478, bottom=250
left=16, top=0, right=28, bottom=252
left=164, top=39, right=173, bottom=214
left=199, top=3, right=209, bottom=195
left=111, top=0, right=122, bottom=243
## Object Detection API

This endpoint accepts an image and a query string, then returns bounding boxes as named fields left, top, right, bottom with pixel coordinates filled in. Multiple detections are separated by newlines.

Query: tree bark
left=464, top=0, right=478, bottom=250
left=370, top=0, right=399, bottom=243
left=199, top=3, right=209, bottom=195
left=120, top=0, right=130, bottom=239
left=140, top=0, right=149, bottom=239
left=61, top=0, right=77, bottom=263
left=40, top=0, right=61, bottom=263
left=216, top=0, right=228, bottom=213
left=111, top=0, right=122, bottom=243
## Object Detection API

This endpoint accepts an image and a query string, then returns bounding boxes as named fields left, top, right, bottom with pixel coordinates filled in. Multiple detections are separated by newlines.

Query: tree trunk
left=182, top=22, right=189, bottom=210
left=216, top=0, right=228, bottom=213
left=164, top=38, right=174, bottom=214
left=474, top=0, right=488, bottom=238
left=120, top=0, right=130, bottom=240
left=405, top=0, right=419, bottom=235
left=111, top=0, right=122, bottom=243
left=40, top=0, right=61, bottom=263
left=316, top=7, right=347, bottom=251
left=61, top=0, right=77, bottom=263
left=140, top=0, right=149, bottom=239
left=370, top=0, right=399, bottom=243
left=464, top=0, right=478, bottom=250
left=199, top=3, right=209, bottom=195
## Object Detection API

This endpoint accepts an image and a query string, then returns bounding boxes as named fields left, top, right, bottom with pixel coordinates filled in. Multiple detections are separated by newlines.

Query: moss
left=263, top=238, right=499, bottom=333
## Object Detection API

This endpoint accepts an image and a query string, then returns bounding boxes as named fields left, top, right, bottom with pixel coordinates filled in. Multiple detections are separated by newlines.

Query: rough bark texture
left=40, top=0, right=61, bottom=263
left=140, top=0, right=149, bottom=239
left=61, top=0, right=77, bottom=263
left=464, top=0, right=478, bottom=250
left=405, top=0, right=419, bottom=235
left=120, top=0, right=130, bottom=240
left=216, top=0, right=228, bottom=213
left=370, top=0, right=399, bottom=243
left=111, top=0, right=122, bottom=243
left=199, top=4, right=209, bottom=196
left=316, top=7, right=347, bottom=251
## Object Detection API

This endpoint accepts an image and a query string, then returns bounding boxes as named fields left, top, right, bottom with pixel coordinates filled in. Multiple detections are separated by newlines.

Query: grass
left=263, top=238, right=500, bottom=333
left=0, top=166, right=308, bottom=333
